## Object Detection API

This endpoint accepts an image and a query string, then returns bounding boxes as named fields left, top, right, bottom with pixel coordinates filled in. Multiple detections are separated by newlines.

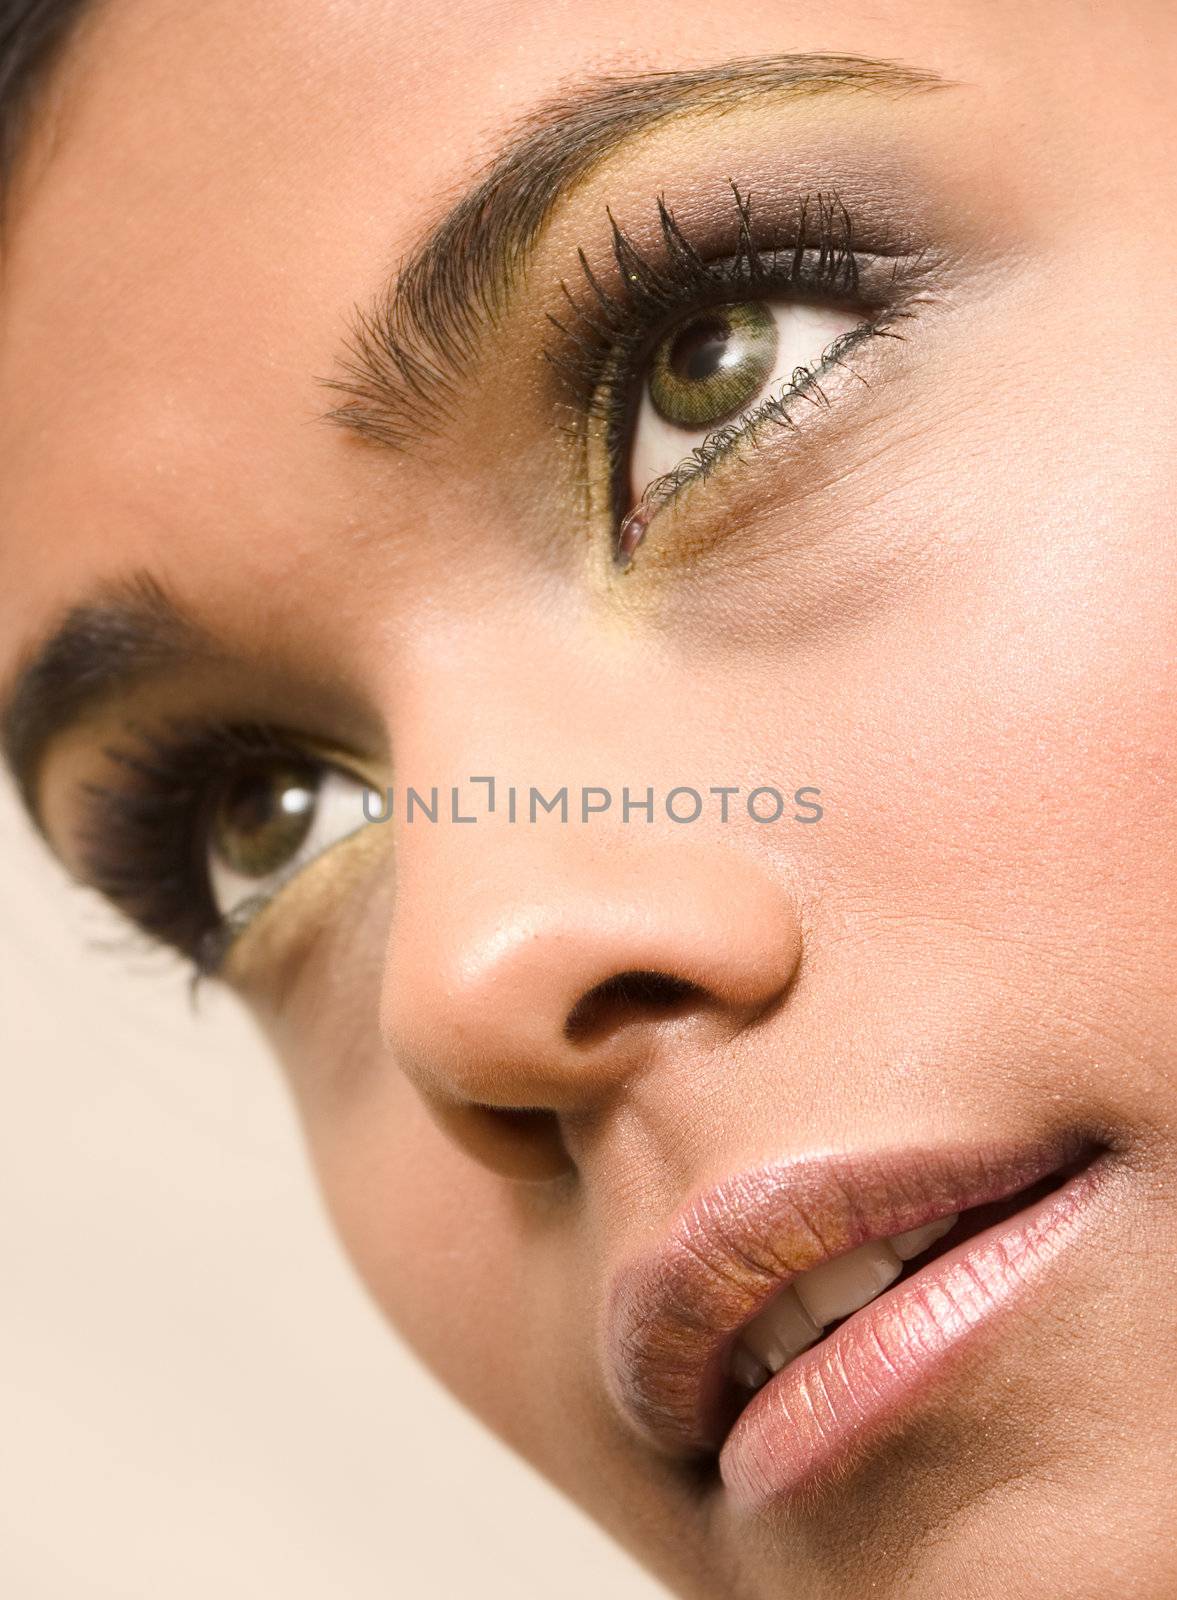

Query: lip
left=602, top=1130, right=1105, bottom=1498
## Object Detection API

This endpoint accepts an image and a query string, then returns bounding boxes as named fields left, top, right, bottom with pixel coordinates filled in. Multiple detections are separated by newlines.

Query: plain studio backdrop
left=0, top=776, right=666, bottom=1599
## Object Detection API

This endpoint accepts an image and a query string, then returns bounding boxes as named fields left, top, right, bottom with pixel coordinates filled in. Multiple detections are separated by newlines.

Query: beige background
left=0, top=777, right=667, bottom=1598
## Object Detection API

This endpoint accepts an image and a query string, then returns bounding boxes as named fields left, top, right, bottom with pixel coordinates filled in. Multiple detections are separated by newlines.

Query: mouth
left=726, top=1157, right=1084, bottom=1396
left=603, top=1132, right=1110, bottom=1506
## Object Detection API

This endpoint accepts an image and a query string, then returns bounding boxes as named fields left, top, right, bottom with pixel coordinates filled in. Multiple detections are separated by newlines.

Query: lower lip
left=718, top=1156, right=1110, bottom=1512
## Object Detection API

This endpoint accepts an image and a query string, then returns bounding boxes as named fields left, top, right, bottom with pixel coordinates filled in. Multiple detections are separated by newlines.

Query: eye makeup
left=542, top=185, right=935, bottom=564
left=74, top=719, right=368, bottom=979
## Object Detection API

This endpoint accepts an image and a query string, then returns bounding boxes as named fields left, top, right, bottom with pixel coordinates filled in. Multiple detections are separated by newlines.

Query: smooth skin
left=2, top=2, right=1176, bottom=1596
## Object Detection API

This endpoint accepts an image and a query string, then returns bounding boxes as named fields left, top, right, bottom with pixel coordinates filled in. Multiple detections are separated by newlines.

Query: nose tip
left=379, top=844, right=803, bottom=1123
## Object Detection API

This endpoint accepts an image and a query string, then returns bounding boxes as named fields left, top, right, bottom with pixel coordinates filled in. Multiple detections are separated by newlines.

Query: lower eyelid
left=215, top=813, right=391, bottom=992
left=613, top=312, right=897, bottom=568
left=207, top=770, right=370, bottom=923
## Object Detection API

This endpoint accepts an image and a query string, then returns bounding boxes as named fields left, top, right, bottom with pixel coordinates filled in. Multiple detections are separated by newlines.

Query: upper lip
left=602, top=1129, right=1094, bottom=1459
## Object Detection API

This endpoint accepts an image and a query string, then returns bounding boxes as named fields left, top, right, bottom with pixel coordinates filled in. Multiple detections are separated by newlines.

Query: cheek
left=798, top=434, right=1177, bottom=1117
left=314, top=1076, right=515, bottom=1368
left=258, top=933, right=556, bottom=1455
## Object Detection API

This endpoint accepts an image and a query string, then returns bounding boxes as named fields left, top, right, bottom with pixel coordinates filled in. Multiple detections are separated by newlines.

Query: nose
left=380, top=818, right=803, bottom=1178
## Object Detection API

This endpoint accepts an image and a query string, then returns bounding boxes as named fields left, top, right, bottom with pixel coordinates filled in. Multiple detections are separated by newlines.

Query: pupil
left=669, top=316, right=732, bottom=384
left=225, top=773, right=293, bottom=838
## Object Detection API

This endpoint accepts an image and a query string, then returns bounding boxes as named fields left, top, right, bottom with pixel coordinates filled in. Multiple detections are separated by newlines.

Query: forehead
left=0, top=0, right=1136, bottom=667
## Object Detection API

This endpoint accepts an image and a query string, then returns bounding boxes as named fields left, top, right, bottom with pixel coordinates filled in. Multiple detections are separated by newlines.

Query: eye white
left=208, top=767, right=370, bottom=920
left=629, top=301, right=864, bottom=506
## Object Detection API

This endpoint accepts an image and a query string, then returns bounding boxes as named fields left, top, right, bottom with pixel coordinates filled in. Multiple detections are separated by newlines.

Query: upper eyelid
left=543, top=190, right=867, bottom=406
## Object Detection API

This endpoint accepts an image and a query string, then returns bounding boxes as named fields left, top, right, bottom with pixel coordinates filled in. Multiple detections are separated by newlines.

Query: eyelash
left=76, top=720, right=329, bottom=981
left=545, top=186, right=912, bottom=558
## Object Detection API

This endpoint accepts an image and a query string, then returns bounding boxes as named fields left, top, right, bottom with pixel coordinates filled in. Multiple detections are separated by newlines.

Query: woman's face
left=4, top=1, right=1176, bottom=1594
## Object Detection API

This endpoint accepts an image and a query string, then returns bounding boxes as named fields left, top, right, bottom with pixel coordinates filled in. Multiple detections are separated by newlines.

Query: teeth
left=739, top=1287, right=821, bottom=1376
left=794, top=1239, right=902, bottom=1327
left=889, top=1213, right=959, bottom=1261
left=729, top=1343, right=772, bottom=1392
left=730, top=1213, right=965, bottom=1389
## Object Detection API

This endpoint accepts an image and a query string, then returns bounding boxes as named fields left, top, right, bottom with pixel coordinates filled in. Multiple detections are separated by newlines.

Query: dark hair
left=1, top=0, right=93, bottom=197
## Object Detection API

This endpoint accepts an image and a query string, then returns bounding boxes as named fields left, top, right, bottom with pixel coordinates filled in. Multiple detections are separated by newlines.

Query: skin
left=2, top=1, right=1176, bottom=1595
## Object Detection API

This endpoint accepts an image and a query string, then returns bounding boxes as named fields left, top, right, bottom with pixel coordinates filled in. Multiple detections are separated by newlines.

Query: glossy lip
left=602, top=1130, right=1102, bottom=1475
left=719, top=1150, right=1110, bottom=1511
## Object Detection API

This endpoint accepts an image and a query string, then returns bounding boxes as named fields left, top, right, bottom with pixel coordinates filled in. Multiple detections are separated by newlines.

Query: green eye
left=210, top=762, right=319, bottom=879
left=647, top=301, right=779, bottom=431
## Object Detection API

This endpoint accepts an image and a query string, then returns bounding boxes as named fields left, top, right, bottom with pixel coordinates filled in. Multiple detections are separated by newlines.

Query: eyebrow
left=319, top=51, right=947, bottom=450
left=1, top=571, right=213, bottom=821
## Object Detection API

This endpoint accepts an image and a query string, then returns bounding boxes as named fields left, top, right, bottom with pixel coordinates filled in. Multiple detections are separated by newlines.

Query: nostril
left=563, top=969, right=703, bottom=1046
